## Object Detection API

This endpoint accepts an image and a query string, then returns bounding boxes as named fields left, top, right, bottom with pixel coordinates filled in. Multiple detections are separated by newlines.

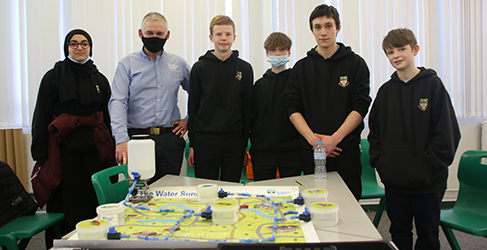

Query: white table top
left=245, top=173, right=383, bottom=242
left=55, top=173, right=382, bottom=249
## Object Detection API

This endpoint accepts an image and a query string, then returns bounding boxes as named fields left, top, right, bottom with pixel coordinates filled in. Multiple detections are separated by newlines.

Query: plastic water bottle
left=314, top=141, right=327, bottom=180
left=127, top=134, right=156, bottom=180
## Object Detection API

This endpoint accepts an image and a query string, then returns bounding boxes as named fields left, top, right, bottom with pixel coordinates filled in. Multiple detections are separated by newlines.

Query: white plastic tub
left=76, top=219, right=109, bottom=240
left=310, top=202, right=339, bottom=227
left=196, top=183, right=218, bottom=203
left=212, top=200, right=239, bottom=225
left=303, top=188, right=328, bottom=208
left=97, top=203, right=125, bottom=227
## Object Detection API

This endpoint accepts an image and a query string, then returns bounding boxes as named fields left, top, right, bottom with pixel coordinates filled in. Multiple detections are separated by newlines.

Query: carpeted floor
left=22, top=210, right=487, bottom=249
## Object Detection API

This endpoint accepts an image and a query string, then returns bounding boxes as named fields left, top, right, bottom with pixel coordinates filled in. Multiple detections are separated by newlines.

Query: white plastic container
left=76, top=219, right=109, bottom=240
left=127, top=134, right=155, bottom=180
left=97, top=203, right=125, bottom=227
left=196, top=184, right=218, bottom=203
left=303, top=188, right=328, bottom=208
left=310, top=202, right=339, bottom=227
left=212, top=200, right=239, bottom=225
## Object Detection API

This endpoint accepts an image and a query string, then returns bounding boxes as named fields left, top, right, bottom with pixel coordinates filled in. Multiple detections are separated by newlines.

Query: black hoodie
left=251, top=68, right=300, bottom=152
left=368, top=67, right=461, bottom=195
left=286, top=43, right=371, bottom=151
left=188, top=50, right=253, bottom=148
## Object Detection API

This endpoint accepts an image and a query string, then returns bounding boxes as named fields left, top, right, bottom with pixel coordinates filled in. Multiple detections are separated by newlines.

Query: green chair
left=360, top=138, right=386, bottom=228
left=0, top=212, right=65, bottom=250
left=440, top=150, right=487, bottom=250
left=184, top=138, right=195, bottom=177
left=91, top=164, right=131, bottom=205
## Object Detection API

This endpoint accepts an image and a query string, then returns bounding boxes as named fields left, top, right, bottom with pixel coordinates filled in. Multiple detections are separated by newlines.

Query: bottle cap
left=317, top=141, right=323, bottom=145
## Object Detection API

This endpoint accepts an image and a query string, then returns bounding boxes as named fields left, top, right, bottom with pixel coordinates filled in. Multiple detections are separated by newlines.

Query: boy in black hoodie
left=286, top=4, right=371, bottom=200
left=250, top=32, right=301, bottom=181
left=188, top=15, right=253, bottom=182
left=368, top=28, right=461, bottom=250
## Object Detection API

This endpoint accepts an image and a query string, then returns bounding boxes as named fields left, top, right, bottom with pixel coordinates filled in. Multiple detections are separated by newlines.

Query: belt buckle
left=150, top=127, right=160, bottom=135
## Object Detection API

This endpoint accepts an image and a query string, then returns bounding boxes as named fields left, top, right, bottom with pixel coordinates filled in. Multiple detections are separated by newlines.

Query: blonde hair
left=264, top=32, right=292, bottom=51
left=209, top=15, right=235, bottom=35
left=382, top=28, right=417, bottom=53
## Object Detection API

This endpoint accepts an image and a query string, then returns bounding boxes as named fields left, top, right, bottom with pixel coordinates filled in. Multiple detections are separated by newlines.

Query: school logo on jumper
left=418, top=98, right=428, bottom=111
left=95, top=85, right=100, bottom=93
left=338, top=76, right=349, bottom=87
left=235, top=71, right=242, bottom=81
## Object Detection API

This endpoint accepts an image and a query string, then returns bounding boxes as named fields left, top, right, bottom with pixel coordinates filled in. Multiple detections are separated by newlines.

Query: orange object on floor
left=246, top=151, right=254, bottom=180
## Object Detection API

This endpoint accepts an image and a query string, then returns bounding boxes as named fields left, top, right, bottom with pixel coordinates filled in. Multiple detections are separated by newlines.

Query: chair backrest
left=184, top=138, right=190, bottom=160
left=360, top=139, right=380, bottom=187
left=91, top=165, right=131, bottom=205
left=184, top=138, right=195, bottom=177
left=454, top=150, right=487, bottom=214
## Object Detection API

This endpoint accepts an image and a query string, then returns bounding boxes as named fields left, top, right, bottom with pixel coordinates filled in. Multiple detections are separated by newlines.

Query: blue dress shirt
left=109, top=49, right=190, bottom=145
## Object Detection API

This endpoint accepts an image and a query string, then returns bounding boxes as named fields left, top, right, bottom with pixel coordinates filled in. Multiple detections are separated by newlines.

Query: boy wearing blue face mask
left=249, top=32, right=302, bottom=181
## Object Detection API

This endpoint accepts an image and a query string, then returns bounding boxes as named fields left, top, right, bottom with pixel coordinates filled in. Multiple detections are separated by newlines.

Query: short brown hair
left=309, top=4, right=340, bottom=31
left=210, top=15, right=235, bottom=35
left=264, top=32, right=292, bottom=51
left=382, top=28, right=418, bottom=53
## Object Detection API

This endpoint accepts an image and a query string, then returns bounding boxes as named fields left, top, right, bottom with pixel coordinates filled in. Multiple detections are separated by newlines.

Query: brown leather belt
left=130, top=125, right=177, bottom=135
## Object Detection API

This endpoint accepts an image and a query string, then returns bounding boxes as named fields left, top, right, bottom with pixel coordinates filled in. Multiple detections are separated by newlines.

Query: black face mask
left=142, top=36, right=167, bottom=53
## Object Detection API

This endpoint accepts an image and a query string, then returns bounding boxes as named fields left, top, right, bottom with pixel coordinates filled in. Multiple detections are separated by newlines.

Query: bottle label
left=314, top=152, right=325, bottom=160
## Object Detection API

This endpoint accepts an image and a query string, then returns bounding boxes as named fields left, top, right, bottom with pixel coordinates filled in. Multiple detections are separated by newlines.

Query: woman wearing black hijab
left=31, top=29, right=115, bottom=248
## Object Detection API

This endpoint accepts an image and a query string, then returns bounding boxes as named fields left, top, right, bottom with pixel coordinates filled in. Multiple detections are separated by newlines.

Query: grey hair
left=141, top=12, right=168, bottom=31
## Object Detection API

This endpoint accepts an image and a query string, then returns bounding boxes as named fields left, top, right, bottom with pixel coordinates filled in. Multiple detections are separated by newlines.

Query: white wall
left=361, top=118, right=486, bottom=202
left=2, top=0, right=487, bottom=129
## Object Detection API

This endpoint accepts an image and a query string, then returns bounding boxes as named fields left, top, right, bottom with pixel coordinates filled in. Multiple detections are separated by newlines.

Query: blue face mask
left=68, top=55, right=91, bottom=64
left=267, top=55, right=290, bottom=68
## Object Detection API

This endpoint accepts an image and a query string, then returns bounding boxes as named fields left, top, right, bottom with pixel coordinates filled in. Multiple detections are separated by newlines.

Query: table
left=54, top=173, right=383, bottom=249
left=245, top=173, right=383, bottom=242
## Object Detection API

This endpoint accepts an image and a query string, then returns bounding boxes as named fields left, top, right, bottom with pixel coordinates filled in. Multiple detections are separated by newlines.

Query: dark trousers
left=45, top=150, right=105, bottom=249
left=385, top=189, right=444, bottom=250
left=301, top=147, right=362, bottom=200
left=250, top=149, right=302, bottom=181
left=128, top=130, right=185, bottom=185
left=193, top=136, right=245, bottom=182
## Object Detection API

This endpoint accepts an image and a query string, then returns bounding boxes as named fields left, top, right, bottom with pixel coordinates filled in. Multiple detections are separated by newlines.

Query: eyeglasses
left=68, top=41, right=90, bottom=49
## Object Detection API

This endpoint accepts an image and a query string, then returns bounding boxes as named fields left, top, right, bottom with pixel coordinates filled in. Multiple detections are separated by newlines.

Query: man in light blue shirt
left=109, top=12, right=190, bottom=184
